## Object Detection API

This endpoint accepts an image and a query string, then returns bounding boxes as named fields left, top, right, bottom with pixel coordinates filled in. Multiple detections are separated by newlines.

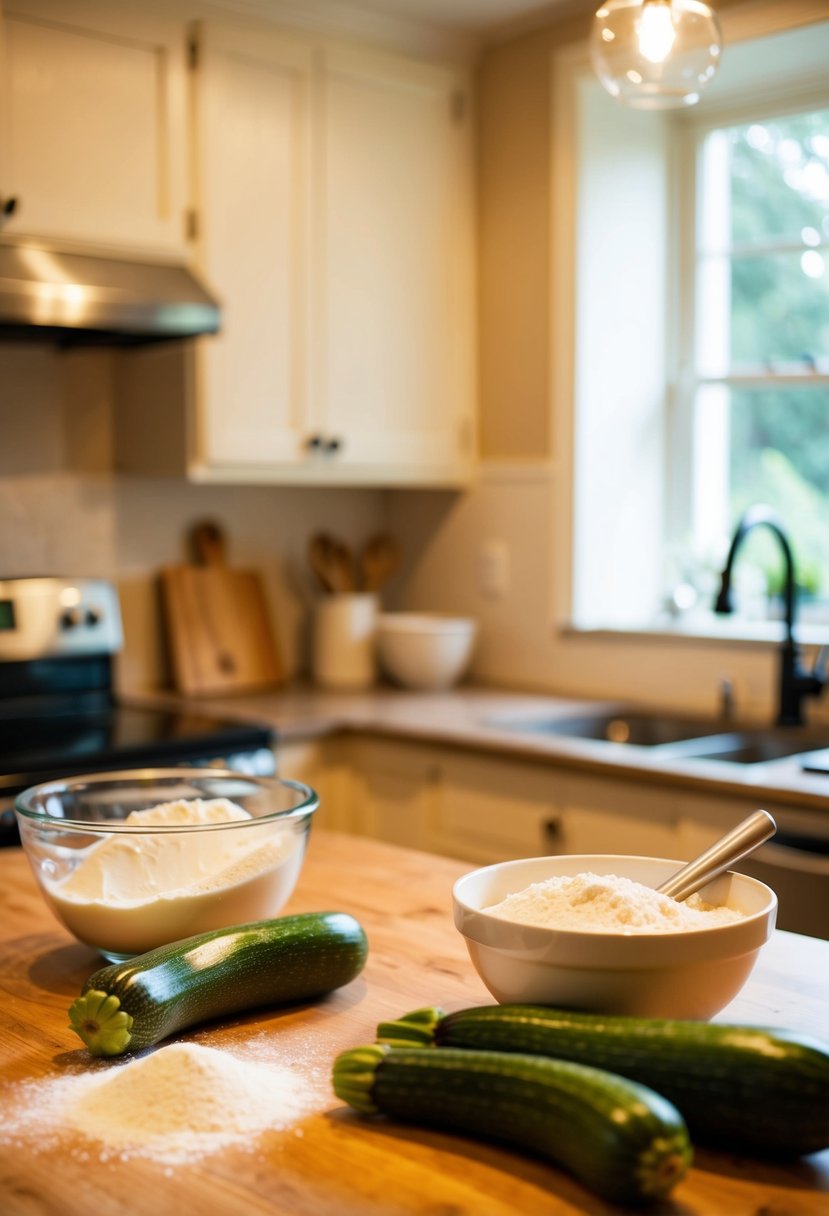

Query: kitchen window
left=558, top=15, right=829, bottom=637
left=677, top=98, right=829, bottom=624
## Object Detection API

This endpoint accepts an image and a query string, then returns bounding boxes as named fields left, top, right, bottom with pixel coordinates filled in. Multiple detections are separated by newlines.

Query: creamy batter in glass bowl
left=15, top=769, right=319, bottom=962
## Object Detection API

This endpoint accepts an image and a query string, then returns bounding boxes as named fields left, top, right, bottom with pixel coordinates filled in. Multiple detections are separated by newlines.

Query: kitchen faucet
left=713, top=505, right=825, bottom=726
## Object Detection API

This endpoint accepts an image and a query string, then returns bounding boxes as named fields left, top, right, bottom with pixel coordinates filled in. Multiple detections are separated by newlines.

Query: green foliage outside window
left=720, top=108, right=829, bottom=602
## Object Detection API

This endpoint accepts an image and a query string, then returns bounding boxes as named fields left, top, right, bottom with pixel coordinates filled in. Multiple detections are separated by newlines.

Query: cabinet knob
left=543, top=817, right=562, bottom=849
left=306, top=434, right=343, bottom=457
left=1, top=196, right=18, bottom=219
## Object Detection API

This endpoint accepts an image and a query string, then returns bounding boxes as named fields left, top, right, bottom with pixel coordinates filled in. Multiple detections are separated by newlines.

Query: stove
left=0, top=577, right=276, bottom=846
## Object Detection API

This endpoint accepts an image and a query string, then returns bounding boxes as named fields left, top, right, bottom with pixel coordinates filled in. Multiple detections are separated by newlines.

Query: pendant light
left=591, top=0, right=722, bottom=110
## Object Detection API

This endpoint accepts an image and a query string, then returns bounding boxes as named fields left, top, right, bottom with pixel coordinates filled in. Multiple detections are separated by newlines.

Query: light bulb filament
left=638, top=1, right=676, bottom=64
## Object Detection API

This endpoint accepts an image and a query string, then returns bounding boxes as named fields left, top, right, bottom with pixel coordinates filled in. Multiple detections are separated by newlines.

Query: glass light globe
left=591, top=0, right=722, bottom=110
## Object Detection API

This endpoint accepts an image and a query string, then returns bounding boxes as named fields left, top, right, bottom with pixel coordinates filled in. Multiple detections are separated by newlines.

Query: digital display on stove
left=0, top=600, right=15, bottom=631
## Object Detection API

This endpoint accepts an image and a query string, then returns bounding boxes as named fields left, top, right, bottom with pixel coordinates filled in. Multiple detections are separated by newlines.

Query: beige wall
left=477, top=9, right=592, bottom=461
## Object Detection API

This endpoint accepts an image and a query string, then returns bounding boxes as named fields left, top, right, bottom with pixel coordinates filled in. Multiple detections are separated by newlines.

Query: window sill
left=563, top=613, right=829, bottom=648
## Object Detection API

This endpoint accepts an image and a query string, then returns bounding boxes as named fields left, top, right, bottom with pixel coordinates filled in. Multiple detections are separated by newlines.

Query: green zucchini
left=333, top=1044, right=691, bottom=1206
left=377, top=1004, right=829, bottom=1157
left=68, top=911, right=368, bottom=1057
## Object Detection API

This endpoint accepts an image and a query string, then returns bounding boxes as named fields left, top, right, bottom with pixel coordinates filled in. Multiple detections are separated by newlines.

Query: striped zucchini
left=377, top=1004, right=829, bottom=1157
left=333, top=1044, right=692, bottom=1206
left=69, top=911, right=368, bottom=1057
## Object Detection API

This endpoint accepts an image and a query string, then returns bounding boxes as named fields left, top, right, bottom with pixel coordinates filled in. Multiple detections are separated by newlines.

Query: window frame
left=670, top=82, right=829, bottom=582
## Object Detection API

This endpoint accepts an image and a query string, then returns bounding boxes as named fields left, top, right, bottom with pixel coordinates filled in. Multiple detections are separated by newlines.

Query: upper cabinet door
left=320, top=47, right=476, bottom=481
left=0, top=0, right=188, bottom=254
left=190, top=23, right=314, bottom=468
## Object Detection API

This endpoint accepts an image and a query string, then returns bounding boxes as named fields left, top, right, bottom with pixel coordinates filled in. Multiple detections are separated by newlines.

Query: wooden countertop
left=1, top=832, right=827, bottom=1215
left=125, top=684, right=829, bottom=815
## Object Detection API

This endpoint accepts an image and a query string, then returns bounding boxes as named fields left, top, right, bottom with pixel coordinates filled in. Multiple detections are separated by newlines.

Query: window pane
left=729, top=385, right=829, bottom=595
left=730, top=248, right=829, bottom=366
left=731, top=109, right=829, bottom=246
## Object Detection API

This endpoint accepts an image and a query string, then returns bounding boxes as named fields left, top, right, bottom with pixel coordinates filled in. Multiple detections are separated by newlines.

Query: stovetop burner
left=0, top=702, right=276, bottom=794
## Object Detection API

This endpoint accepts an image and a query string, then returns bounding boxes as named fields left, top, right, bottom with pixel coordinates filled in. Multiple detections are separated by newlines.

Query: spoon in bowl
left=656, top=809, right=776, bottom=903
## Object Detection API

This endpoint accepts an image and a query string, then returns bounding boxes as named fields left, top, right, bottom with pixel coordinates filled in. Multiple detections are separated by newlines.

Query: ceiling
left=333, top=0, right=586, bottom=32
left=218, top=0, right=597, bottom=49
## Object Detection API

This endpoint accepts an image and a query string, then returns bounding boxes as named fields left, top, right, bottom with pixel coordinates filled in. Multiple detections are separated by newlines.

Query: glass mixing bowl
left=15, top=768, right=319, bottom=962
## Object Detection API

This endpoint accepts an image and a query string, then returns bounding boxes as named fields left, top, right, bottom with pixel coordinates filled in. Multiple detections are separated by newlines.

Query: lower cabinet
left=552, top=775, right=688, bottom=861
left=277, top=735, right=697, bottom=864
left=273, top=737, right=354, bottom=834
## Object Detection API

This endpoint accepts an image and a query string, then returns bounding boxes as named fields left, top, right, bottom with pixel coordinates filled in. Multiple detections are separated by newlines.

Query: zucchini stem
left=68, top=989, right=134, bottom=1057
left=375, top=1006, right=443, bottom=1047
left=332, top=1044, right=388, bottom=1113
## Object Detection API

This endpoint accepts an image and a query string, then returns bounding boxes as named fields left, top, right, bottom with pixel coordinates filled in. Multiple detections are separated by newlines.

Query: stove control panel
left=0, top=578, right=123, bottom=661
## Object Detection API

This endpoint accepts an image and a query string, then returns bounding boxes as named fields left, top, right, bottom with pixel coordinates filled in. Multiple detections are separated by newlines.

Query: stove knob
left=85, top=605, right=102, bottom=627
left=60, top=607, right=84, bottom=629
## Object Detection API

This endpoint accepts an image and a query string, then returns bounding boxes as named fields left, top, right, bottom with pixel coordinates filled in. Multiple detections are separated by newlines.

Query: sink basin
left=490, top=708, right=829, bottom=765
left=492, top=710, right=732, bottom=747
left=669, top=732, right=829, bottom=765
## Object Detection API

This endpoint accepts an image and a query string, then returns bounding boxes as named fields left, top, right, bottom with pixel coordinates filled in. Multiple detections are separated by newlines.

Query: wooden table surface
left=1, top=830, right=827, bottom=1215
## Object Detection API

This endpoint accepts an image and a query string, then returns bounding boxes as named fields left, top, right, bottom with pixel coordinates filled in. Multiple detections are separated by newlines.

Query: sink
left=490, top=708, right=829, bottom=765
left=669, top=732, right=829, bottom=765
left=491, top=710, right=732, bottom=747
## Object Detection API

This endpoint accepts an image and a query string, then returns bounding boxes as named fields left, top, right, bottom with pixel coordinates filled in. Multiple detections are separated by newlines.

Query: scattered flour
left=0, top=1040, right=325, bottom=1167
left=483, top=871, right=746, bottom=932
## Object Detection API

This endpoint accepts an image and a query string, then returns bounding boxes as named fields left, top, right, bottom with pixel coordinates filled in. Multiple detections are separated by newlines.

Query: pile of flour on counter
left=0, top=1040, right=326, bottom=1167
left=483, top=872, right=745, bottom=932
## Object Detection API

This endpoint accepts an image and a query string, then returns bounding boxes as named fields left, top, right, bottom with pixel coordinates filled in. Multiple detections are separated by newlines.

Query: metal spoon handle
left=656, top=809, right=777, bottom=902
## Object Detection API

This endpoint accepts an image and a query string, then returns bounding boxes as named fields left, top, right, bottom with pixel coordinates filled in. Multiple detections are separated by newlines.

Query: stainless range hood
left=0, top=237, right=221, bottom=346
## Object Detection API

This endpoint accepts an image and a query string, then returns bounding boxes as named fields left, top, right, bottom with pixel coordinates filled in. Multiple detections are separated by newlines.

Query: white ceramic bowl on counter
left=376, top=612, right=478, bottom=690
left=15, top=769, right=318, bottom=963
left=453, top=853, right=777, bottom=1020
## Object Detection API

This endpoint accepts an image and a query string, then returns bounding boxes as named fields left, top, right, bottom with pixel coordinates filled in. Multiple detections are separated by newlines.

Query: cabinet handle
left=1, top=196, right=18, bottom=218
left=305, top=434, right=343, bottom=457
left=543, top=816, right=562, bottom=848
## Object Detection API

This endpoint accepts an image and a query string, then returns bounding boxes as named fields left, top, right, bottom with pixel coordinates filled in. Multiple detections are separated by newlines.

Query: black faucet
left=714, top=505, right=824, bottom=726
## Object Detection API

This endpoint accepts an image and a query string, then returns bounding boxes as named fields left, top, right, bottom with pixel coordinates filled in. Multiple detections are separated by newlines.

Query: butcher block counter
left=1, top=831, right=828, bottom=1216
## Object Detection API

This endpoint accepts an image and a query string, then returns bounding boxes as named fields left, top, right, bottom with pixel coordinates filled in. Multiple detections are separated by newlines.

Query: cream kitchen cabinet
left=0, top=0, right=189, bottom=256
left=344, top=738, right=437, bottom=851
left=277, top=734, right=697, bottom=865
left=313, top=44, right=476, bottom=485
left=274, top=736, right=356, bottom=835
left=124, top=22, right=475, bottom=488
left=289, top=735, right=561, bottom=862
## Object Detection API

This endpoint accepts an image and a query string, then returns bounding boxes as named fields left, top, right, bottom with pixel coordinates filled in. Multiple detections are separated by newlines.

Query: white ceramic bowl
left=453, top=854, right=777, bottom=1020
left=376, top=612, right=478, bottom=690
left=15, top=769, right=318, bottom=963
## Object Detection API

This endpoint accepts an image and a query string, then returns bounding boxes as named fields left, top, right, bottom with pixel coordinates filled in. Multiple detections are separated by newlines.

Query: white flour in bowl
left=0, top=1039, right=326, bottom=1167
left=483, top=872, right=745, bottom=932
left=42, top=798, right=305, bottom=955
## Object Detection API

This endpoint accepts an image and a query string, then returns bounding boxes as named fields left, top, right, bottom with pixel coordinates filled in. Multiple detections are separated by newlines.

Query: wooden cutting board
left=160, top=520, right=284, bottom=696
